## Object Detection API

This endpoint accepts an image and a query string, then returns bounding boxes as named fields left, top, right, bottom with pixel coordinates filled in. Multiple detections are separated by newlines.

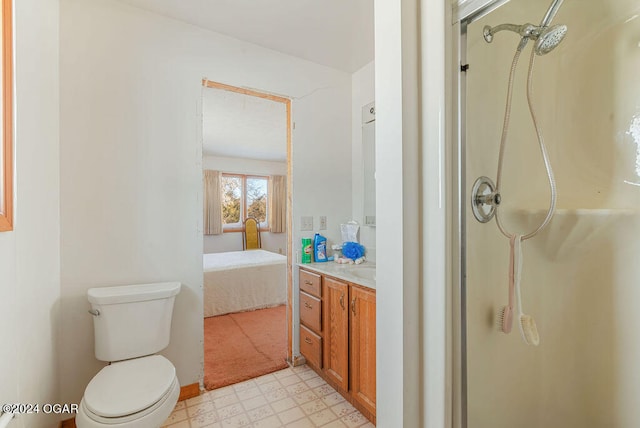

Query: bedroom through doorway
left=201, top=80, right=292, bottom=391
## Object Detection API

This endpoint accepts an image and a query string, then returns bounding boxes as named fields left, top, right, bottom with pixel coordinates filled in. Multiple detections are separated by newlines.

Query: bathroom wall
left=351, top=61, right=376, bottom=260
left=59, top=0, right=352, bottom=405
left=374, top=0, right=428, bottom=425
left=465, top=0, right=640, bottom=426
left=291, top=95, right=353, bottom=255
left=202, top=155, right=287, bottom=254
left=0, top=0, right=61, bottom=427
left=290, top=81, right=353, bottom=353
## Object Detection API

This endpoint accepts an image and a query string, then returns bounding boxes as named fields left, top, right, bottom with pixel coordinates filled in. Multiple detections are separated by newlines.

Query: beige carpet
left=204, top=305, right=288, bottom=390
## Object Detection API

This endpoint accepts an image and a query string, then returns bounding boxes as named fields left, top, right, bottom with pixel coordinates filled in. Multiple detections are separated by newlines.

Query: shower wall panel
left=464, top=0, right=640, bottom=426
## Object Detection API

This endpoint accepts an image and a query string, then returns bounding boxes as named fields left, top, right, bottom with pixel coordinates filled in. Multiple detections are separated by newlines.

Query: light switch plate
left=301, top=216, right=313, bottom=231
left=362, top=101, right=375, bottom=124
left=319, top=216, right=327, bottom=230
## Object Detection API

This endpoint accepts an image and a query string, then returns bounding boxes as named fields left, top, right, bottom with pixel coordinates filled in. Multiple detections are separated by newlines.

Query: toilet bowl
left=77, top=282, right=181, bottom=428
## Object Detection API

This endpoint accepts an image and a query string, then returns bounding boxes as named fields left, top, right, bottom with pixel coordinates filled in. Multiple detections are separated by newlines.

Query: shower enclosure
left=454, top=0, right=640, bottom=426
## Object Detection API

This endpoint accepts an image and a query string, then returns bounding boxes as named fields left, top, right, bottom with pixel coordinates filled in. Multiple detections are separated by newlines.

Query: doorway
left=201, top=79, right=293, bottom=390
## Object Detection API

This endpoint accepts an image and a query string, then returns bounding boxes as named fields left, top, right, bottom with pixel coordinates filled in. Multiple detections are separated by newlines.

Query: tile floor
left=162, top=365, right=375, bottom=428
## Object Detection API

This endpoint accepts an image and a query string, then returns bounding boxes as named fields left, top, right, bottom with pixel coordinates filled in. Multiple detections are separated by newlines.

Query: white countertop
left=298, top=261, right=376, bottom=290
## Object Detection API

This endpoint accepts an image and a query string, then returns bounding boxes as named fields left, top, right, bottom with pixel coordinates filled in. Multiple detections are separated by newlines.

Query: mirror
left=362, top=102, right=375, bottom=226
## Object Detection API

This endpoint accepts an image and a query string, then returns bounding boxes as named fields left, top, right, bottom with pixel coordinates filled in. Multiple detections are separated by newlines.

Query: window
left=221, top=175, right=241, bottom=225
left=0, top=0, right=12, bottom=232
left=221, top=174, right=268, bottom=231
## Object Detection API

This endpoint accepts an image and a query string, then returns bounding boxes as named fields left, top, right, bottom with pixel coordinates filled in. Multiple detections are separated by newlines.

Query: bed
left=203, top=249, right=287, bottom=317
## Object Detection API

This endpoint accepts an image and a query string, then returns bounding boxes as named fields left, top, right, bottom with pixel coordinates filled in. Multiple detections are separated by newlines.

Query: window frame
left=0, top=0, right=12, bottom=232
left=221, top=173, right=270, bottom=233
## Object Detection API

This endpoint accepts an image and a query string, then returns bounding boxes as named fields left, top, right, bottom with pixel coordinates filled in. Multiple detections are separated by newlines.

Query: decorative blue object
left=342, top=242, right=365, bottom=260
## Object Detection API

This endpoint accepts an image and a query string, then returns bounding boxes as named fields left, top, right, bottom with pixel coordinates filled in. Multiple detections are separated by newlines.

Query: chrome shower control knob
left=471, top=176, right=500, bottom=223
left=475, top=191, right=501, bottom=206
left=483, top=25, right=494, bottom=43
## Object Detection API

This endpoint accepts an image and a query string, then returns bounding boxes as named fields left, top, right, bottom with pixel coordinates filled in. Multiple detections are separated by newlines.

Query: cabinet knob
left=305, top=337, right=312, bottom=344
left=304, top=302, right=312, bottom=309
left=351, top=298, right=356, bottom=315
left=339, top=293, right=345, bottom=309
left=304, top=280, right=313, bottom=285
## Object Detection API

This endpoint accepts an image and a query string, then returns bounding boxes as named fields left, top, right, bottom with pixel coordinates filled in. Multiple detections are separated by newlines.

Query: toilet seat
left=81, top=355, right=177, bottom=425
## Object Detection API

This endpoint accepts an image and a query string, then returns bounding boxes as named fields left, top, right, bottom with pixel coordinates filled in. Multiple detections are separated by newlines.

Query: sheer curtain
left=269, top=175, right=286, bottom=233
left=203, top=170, right=223, bottom=235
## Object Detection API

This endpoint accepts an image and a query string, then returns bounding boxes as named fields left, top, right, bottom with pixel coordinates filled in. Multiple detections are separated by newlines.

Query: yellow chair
left=243, top=217, right=261, bottom=250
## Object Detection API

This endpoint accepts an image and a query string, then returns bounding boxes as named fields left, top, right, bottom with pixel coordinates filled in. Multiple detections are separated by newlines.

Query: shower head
left=483, top=0, right=567, bottom=55
left=534, top=24, right=567, bottom=55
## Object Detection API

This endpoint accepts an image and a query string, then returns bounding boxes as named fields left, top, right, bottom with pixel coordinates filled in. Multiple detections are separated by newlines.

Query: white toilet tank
left=87, top=282, right=181, bottom=362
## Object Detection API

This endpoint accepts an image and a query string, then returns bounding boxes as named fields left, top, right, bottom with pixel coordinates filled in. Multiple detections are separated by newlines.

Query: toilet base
left=76, top=376, right=179, bottom=428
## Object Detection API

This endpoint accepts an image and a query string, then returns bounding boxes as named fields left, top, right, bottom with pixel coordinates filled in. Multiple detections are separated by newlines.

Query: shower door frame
left=451, top=1, right=514, bottom=428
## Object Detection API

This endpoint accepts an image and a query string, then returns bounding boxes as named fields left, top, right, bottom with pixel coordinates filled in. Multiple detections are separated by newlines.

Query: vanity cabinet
left=298, top=267, right=376, bottom=423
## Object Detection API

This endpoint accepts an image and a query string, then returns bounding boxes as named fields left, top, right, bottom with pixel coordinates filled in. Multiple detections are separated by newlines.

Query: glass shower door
left=462, top=0, right=640, bottom=427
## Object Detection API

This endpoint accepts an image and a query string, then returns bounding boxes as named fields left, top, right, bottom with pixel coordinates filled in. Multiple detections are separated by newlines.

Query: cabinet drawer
left=300, top=324, right=322, bottom=369
left=300, top=291, right=322, bottom=333
left=299, top=269, right=321, bottom=297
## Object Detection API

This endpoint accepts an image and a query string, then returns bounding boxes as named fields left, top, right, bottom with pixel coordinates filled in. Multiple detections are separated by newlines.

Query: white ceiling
left=117, top=0, right=375, bottom=73
left=202, top=88, right=287, bottom=161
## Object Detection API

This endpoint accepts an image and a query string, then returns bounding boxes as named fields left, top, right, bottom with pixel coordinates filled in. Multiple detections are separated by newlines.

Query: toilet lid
left=84, top=355, right=176, bottom=418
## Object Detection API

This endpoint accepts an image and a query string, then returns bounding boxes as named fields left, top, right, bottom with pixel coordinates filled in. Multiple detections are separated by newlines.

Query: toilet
left=76, top=282, right=182, bottom=428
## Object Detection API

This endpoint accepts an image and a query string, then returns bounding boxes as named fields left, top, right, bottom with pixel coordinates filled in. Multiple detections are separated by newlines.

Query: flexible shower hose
left=494, top=44, right=557, bottom=240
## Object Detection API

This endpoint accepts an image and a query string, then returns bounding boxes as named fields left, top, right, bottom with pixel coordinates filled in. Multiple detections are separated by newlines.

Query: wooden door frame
left=201, top=79, right=294, bottom=361
left=0, top=0, right=13, bottom=232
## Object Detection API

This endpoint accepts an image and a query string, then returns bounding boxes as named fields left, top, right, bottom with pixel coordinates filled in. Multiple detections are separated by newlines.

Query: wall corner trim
left=178, top=382, right=201, bottom=401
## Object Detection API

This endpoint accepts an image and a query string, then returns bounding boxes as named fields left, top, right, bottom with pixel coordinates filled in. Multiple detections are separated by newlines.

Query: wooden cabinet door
left=349, top=285, right=376, bottom=415
left=322, top=277, right=349, bottom=390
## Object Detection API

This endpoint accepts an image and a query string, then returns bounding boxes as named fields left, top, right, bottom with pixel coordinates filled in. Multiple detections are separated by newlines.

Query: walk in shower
left=454, top=0, right=640, bottom=426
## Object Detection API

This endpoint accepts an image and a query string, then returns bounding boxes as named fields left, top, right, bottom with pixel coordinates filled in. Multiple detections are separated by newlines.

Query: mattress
left=203, top=250, right=287, bottom=317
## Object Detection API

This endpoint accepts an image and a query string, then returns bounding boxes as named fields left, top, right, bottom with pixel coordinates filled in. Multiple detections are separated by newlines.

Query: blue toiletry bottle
left=313, top=233, right=328, bottom=262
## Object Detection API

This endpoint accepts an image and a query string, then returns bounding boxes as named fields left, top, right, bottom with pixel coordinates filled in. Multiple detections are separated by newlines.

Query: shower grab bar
left=0, top=411, right=15, bottom=428
left=540, top=0, right=564, bottom=27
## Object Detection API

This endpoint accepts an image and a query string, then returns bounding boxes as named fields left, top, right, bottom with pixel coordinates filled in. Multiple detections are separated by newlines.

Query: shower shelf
left=497, top=208, right=640, bottom=260
left=508, top=208, right=639, bottom=216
